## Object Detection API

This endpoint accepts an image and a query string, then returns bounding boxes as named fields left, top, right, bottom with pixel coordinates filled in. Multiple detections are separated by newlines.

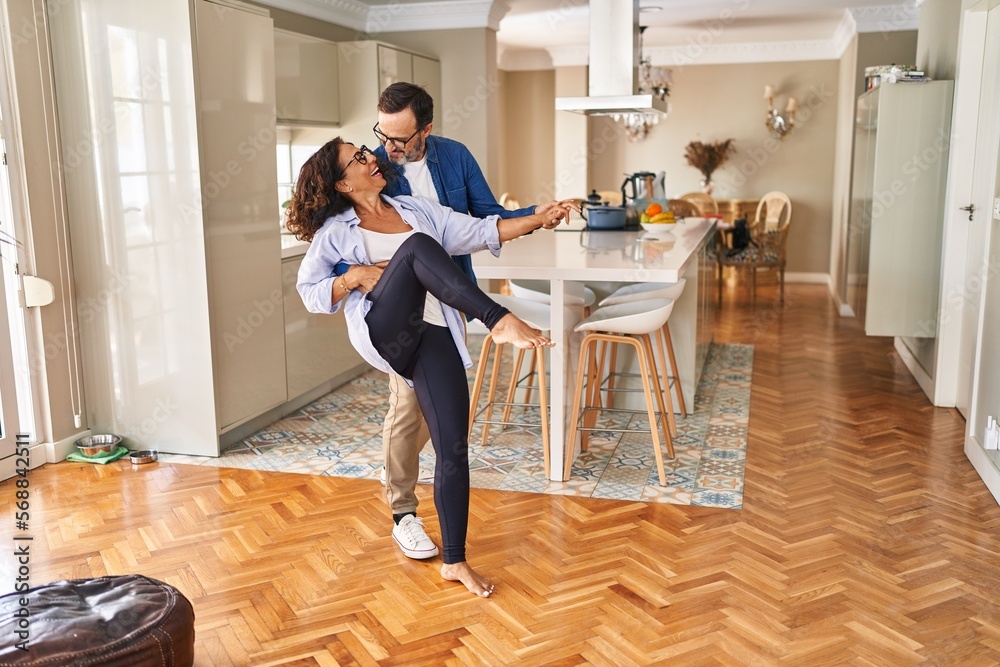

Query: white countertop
left=472, top=218, right=716, bottom=283
left=281, top=233, right=309, bottom=260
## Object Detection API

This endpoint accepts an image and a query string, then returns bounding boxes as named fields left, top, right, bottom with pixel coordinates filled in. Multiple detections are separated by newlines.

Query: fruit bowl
left=641, top=221, right=676, bottom=233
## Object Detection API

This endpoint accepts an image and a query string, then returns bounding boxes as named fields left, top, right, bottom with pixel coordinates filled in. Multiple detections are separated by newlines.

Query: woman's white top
left=358, top=227, right=447, bottom=326
left=296, top=194, right=503, bottom=384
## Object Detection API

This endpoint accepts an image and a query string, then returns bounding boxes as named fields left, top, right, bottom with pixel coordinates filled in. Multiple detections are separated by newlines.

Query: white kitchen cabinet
left=282, top=256, right=363, bottom=400
left=338, top=41, right=441, bottom=144
left=275, top=29, right=340, bottom=126
left=846, top=81, right=954, bottom=337
left=50, top=0, right=286, bottom=455
left=378, top=45, right=412, bottom=92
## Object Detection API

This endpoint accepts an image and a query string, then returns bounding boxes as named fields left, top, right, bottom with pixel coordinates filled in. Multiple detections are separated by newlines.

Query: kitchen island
left=472, top=217, right=718, bottom=480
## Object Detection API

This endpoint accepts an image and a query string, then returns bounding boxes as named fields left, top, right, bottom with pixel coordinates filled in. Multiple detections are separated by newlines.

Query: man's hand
left=534, top=199, right=581, bottom=225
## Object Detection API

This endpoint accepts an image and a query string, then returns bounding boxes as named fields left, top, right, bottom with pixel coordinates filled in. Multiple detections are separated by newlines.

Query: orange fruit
left=645, top=203, right=663, bottom=216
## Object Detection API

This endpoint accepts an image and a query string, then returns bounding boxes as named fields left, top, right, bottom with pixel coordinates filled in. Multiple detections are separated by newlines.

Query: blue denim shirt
left=298, top=195, right=502, bottom=382
left=334, top=135, right=534, bottom=280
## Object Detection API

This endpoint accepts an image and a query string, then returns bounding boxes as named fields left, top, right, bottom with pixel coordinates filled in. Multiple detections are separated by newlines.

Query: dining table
left=471, top=216, right=718, bottom=481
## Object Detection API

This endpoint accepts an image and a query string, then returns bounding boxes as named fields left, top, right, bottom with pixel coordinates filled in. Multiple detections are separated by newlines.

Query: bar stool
left=566, top=298, right=677, bottom=486
left=597, top=279, right=688, bottom=435
left=468, top=294, right=551, bottom=470
left=509, top=279, right=597, bottom=309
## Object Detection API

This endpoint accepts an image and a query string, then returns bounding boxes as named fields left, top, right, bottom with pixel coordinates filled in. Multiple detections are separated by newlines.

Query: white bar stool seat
left=596, top=279, right=688, bottom=424
left=567, top=298, right=677, bottom=486
left=509, top=279, right=597, bottom=308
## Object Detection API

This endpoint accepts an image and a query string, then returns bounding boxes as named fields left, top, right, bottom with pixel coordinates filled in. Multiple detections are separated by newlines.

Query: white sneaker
left=392, top=515, right=439, bottom=559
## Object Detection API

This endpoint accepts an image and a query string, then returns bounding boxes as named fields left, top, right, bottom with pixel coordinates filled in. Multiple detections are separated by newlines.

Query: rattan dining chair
left=679, top=192, right=719, bottom=216
left=716, top=191, right=792, bottom=305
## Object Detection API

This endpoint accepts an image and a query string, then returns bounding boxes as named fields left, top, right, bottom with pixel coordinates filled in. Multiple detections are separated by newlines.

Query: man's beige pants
left=383, top=373, right=431, bottom=514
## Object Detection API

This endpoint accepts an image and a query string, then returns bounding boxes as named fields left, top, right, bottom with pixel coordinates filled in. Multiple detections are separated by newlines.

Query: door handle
left=960, top=204, right=975, bottom=221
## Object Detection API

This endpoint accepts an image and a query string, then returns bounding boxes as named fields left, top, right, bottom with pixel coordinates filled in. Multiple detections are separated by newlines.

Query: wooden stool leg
left=606, top=343, right=619, bottom=404
left=662, top=321, right=687, bottom=418
left=643, top=333, right=675, bottom=459
left=565, top=336, right=593, bottom=480
left=467, top=335, right=494, bottom=440
left=653, top=330, right=678, bottom=439
left=523, top=348, right=538, bottom=410
left=535, top=345, right=550, bottom=474
left=581, top=341, right=601, bottom=451
left=480, top=342, right=505, bottom=446
left=631, top=337, right=667, bottom=486
left=502, top=347, right=526, bottom=424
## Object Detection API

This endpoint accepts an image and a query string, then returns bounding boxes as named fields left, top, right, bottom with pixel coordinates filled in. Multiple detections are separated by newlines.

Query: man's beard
left=389, top=135, right=425, bottom=165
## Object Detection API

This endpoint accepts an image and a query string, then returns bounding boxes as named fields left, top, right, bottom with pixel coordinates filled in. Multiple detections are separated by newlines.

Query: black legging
left=365, top=233, right=510, bottom=564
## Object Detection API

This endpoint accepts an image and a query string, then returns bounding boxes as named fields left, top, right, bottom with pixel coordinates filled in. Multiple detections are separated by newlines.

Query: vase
left=700, top=179, right=713, bottom=195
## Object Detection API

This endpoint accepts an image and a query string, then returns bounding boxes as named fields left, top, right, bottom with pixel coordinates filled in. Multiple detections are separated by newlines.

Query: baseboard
left=894, top=337, right=935, bottom=401
left=44, top=430, right=91, bottom=464
left=965, top=436, right=1000, bottom=507
left=784, top=272, right=831, bottom=284
left=839, top=303, right=855, bottom=317
left=0, top=439, right=49, bottom=481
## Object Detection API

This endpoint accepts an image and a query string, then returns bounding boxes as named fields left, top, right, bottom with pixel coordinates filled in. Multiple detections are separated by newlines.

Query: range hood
left=555, top=0, right=668, bottom=116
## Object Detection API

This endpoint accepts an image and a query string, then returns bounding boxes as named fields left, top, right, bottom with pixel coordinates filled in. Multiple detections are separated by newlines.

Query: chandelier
left=613, top=26, right=671, bottom=143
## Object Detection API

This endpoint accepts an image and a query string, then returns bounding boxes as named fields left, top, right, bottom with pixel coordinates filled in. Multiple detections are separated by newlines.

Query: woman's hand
left=345, top=261, right=389, bottom=295
left=533, top=200, right=580, bottom=227
left=535, top=200, right=579, bottom=229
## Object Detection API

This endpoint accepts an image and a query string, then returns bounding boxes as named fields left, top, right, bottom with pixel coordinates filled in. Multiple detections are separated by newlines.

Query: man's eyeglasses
left=373, top=123, right=421, bottom=150
left=344, top=145, right=373, bottom=170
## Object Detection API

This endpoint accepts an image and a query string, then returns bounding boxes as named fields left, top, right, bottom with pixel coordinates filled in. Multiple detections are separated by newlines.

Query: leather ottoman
left=0, top=575, right=194, bottom=666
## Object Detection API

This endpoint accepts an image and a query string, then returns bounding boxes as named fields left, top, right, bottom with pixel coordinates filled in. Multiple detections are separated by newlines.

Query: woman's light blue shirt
left=296, top=195, right=502, bottom=381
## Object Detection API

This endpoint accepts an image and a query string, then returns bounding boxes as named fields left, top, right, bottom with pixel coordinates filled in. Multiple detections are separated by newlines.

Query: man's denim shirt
left=333, top=135, right=534, bottom=280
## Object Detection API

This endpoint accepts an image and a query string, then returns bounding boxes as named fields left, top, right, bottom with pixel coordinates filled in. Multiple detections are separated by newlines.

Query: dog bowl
left=129, top=450, right=158, bottom=465
left=75, top=434, right=122, bottom=457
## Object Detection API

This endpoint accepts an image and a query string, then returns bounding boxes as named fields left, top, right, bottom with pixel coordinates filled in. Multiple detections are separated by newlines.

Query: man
left=345, top=82, right=566, bottom=560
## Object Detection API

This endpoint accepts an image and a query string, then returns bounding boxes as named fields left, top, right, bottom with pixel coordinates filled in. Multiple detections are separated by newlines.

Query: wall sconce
left=764, top=84, right=797, bottom=140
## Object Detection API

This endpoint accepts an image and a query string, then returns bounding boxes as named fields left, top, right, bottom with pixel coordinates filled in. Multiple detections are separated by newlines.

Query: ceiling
left=262, top=0, right=921, bottom=68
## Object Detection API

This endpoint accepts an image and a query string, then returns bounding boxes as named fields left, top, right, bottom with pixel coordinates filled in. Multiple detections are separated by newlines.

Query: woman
left=288, top=138, right=573, bottom=598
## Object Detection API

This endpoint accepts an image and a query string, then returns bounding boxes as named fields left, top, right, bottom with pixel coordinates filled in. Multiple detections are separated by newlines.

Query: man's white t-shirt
left=402, top=158, right=440, bottom=204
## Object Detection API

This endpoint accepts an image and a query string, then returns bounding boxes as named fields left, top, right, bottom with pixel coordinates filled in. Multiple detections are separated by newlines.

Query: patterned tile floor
left=161, top=342, right=753, bottom=509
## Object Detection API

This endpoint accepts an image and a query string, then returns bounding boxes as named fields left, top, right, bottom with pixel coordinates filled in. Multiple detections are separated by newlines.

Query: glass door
left=0, top=52, right=32, bottom=477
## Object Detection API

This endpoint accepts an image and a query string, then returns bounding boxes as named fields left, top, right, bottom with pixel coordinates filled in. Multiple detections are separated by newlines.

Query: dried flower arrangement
left=684, top=139, right=736, bottom=186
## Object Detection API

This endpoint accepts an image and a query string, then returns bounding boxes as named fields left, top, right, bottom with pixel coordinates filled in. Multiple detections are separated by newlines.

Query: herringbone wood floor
left=3, top=284, right=999, bottom=665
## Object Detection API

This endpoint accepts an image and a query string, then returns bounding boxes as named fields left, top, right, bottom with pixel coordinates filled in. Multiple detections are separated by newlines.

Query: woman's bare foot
left=441, top=561, right=495, bottom=598
left=490, top=313, right=554, bottom=350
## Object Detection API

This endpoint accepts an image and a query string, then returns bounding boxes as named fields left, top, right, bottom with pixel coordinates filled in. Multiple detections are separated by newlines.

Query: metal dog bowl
left=129, top=450, right=158, bottom=465
left=75, top=434, right=122, bottom=457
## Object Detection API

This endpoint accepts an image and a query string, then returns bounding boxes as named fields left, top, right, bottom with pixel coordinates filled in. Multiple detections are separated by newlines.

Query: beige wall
left=916, top=0, right=963, bottom=79
left=831, top=35, right=859, bottom=305
left=553, top=66, right=589, bottom=201
left=586, top=59, right=841, bottom=276
left=856, top=30, right=918, bottom=98
left=499, top=70, right=555, bottom=205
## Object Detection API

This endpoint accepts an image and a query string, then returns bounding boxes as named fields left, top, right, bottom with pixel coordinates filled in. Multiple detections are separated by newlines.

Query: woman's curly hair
left=285, top=137, right=395, bottom=242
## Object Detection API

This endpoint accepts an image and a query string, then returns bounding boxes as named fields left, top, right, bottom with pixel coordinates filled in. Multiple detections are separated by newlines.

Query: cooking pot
left=581, top=204, right=626, bottom=230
